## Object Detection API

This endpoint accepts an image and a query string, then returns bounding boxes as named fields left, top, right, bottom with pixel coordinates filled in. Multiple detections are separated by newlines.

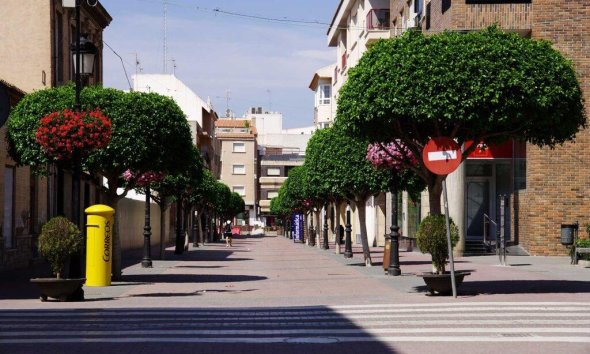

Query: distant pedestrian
left=224, top=220, right=233, bottom=247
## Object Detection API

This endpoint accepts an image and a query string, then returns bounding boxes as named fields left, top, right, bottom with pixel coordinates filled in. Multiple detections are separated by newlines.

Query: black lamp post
left=192, top=209, right=199, bottom=247
left=388, top=173, right=401, bottom=276
left=141, top=187, right=153, bottom=268
left=174, top=198, right=184, bottom=254
left=322, top=204, right=329, bottom=250
left=68, top=0, right=97, bottom=278
left=344, top=202, right=353, bottom=258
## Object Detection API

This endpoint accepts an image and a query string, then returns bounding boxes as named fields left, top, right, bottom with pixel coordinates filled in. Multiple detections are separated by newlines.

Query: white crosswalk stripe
left=1, top=302, right=589, bottom=344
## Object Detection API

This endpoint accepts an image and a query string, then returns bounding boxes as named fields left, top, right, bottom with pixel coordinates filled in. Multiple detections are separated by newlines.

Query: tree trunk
left=355, top=196, right=372, bottom=266
left=335, top=200, right=341, bottom=254
left=159, top=202, right=169, bottom=259
left=315, top=208, right=321, bottom=248
left=105, top=190, right=123, bottom=280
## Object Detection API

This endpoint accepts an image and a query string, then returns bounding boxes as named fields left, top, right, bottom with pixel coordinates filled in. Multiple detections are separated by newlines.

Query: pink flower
left=366, top=141, right=417, bottom=171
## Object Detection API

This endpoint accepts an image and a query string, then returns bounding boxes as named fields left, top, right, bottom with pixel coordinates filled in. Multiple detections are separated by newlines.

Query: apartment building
left=385, top=0, right=588, bottom=257
left=133, top=74, right=220, bottom=176
left=0, top=1, right=111, bottom=270
left=309, top=64, right=336, bottom=129
left=324, top=0, right=392, bottom=247
left=259, top=153, right=305, bottom=226
left=328, top=0, right=392, bottom=96
left=216, top=119, right=258, bottom=225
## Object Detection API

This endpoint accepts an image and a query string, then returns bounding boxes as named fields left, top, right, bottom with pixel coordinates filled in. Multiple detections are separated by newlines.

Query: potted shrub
left=30, top=216, right=85, bottom=301
left=416, top=214, right=470, bottom=295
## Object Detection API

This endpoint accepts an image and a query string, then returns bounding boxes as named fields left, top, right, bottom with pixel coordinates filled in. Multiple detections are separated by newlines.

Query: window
left=366, top=9, right=390, bottom=30
left=233, top=142, right=246, bottom=153
left=233, top=186, right=246, bottom=196
left=232, top=164, right=246, bottom=175
left=3, top=166, right=15, bottom=249
left=267, top=168, right=281, bottom=176
left=267, top=191, right=279, bottom=199
left=319, top=85, right=331, bottom=105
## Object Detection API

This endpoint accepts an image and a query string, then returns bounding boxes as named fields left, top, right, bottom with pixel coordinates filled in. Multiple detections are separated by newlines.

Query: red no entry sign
left=422, top=137, right=462, bottom=175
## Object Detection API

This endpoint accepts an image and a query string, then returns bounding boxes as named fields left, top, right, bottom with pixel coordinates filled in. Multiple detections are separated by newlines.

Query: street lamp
left=67, top=0, right=97, bottom=277
left=322, top=203, right=329, bottom=250
left=141, top=187, right=153, bottom=268
left=309, top=208, right=316, bottom=247
left=192, top=209, right=199, bottom=248
left=344, top=202, right=353, bottom=258
left=388, top=173, right=401, bottom=276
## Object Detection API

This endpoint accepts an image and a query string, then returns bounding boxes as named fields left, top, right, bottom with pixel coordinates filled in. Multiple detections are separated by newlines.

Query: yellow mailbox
left=85, top=204, right=115, bottom=287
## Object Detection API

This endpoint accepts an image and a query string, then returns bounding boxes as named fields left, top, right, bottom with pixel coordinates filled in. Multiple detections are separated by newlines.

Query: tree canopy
left=7, top=85, right=195, bottom=196
left=336, top=27, right=586, bottom=213
left=7, top=85, right=195, bottom=277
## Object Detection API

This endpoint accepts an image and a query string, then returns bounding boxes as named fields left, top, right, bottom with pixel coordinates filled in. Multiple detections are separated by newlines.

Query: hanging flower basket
left=35, top=108, right=112, bottom=162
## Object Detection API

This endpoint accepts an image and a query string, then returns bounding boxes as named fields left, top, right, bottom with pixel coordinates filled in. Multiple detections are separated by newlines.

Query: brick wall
left=516, top=0, right=590, bottom=255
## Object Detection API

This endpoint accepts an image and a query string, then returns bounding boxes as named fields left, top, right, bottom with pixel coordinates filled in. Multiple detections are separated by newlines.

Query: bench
left=573, top=247, right=590, bottom=265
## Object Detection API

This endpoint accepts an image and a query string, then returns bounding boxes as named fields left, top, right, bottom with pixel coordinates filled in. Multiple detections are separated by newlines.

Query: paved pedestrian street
left=1, top=235, right=590, bottom=354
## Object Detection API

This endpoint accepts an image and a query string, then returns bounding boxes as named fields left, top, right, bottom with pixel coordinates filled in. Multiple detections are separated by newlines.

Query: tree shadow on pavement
left=174, top=265, right=226, bottom=269
left=128, top=289, right=258, bottom=298
left=0, top=306, right=399, bottom=354
left=413, top=279, right=590, bottom=296
left=121, top=273, right=267, bottom=284
left=460, top=280, right=590, bottom=295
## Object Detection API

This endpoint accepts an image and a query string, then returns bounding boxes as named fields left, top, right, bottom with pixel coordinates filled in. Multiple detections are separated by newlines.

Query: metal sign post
left=442, top=180, right=457, bottom=298
left=422, top=137, right=462, bottom=298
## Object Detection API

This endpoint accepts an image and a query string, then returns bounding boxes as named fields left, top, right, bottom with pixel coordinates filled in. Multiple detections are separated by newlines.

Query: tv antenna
left=163, top=0, right=168, bottom=74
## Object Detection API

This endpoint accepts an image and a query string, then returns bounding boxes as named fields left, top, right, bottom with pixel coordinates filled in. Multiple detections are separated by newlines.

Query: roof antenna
left=163, top=0, right=168, bottom=74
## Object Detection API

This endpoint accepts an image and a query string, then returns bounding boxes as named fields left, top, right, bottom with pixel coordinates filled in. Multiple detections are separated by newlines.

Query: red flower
left=36, top=108, right=112, bottom=161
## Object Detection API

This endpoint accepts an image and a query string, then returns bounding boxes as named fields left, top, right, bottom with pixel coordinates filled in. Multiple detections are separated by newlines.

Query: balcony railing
left=366, top=9, right=390, bottom=30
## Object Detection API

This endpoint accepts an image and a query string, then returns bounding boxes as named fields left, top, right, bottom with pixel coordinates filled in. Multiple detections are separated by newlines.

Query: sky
left=100, top=0, right=339, bottom=128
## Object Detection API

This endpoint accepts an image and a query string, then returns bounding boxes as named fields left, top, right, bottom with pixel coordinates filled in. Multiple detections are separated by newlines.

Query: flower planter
left=30, top=278, right=85, bottom=302
left=419, top=271, right=470, bottom=295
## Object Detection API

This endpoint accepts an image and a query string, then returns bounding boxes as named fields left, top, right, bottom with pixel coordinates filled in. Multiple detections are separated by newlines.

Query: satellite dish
left=0, top=83, right=10, bottom=128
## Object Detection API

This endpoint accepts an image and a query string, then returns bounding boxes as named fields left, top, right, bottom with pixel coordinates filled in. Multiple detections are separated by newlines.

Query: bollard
left=85, top=204, right=115, bottom=287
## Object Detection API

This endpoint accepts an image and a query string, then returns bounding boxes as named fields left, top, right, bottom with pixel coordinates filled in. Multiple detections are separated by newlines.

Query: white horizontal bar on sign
left=428, top=150, right=458, bottom=161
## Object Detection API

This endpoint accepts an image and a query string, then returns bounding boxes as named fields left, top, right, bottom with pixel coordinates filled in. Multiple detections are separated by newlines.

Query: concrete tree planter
left=33, top=216, right=85, bottom=302
left=30, top=278, right=85, bottom=302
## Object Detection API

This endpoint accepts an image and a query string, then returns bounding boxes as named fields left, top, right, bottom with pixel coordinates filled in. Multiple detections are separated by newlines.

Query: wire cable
left=103, top=41, right=133, bottom=91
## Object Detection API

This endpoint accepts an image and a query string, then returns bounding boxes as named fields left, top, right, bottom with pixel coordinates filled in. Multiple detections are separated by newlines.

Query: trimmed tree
left=305, top=126, right=390, bottom=266
left=336, top=27, right=585, bottom=215
left=7, top=85, right=194, bottom=278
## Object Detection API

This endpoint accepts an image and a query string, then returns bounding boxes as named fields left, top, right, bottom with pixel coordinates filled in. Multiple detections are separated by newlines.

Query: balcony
left=366, top=9, right=390, bottom=31
left=460, top=1, right=531, bottom=35
left=259, top=176, right=287, bottom=187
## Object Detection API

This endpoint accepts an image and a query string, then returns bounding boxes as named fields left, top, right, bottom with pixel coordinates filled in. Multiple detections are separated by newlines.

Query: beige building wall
left=0, top=1, right=116, bottom=270
left=116, top=198, right=168, bottom=252
left=0, top=1, right=52, bottom=92
left=219, top=139, right=257, bottom=207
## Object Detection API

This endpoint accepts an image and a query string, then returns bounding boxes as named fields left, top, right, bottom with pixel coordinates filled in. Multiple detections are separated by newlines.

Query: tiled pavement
left=1, top=234, right=589, bottom=354
left=2, top=233, right=590, bottom=308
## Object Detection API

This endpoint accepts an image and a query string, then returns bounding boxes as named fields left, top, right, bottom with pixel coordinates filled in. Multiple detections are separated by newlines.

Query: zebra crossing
left=0, top=302, right=589, bottom=345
